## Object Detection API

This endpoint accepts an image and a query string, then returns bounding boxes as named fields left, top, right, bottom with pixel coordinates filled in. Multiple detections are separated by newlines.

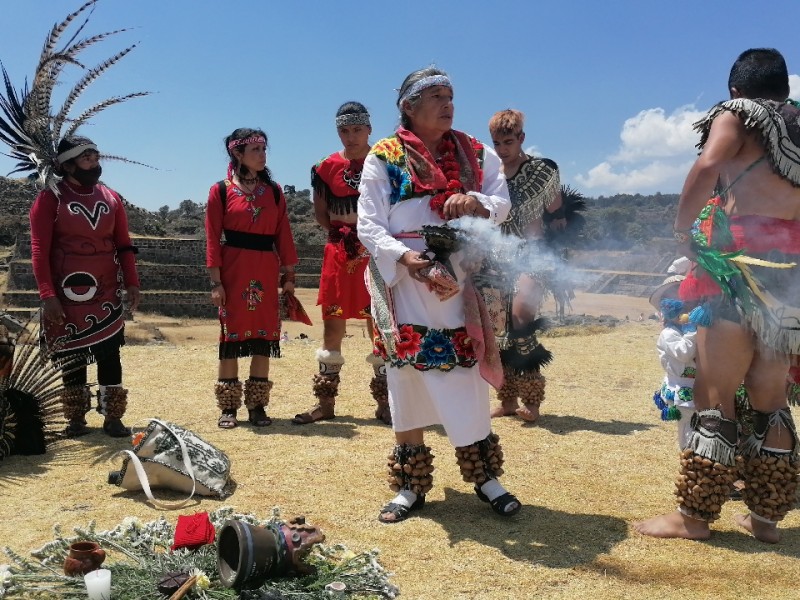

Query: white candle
left=84, top=568, right=111, bottom=600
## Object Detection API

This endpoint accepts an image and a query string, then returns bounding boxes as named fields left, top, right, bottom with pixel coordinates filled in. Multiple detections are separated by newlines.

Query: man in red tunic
left=292, top=102, right=390, bottom=425
left=30, top=136, right=141, bottom=437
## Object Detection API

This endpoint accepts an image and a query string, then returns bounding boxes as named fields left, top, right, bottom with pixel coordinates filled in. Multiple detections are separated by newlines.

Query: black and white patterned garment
left=502, top=156, right=560, bottom=238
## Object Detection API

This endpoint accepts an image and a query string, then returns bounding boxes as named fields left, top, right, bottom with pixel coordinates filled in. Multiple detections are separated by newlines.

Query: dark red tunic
left=30, top=182, right=139, bottom=356
left=206, top=180, right=298, bottom=358
left=311, top=152, right=370, bottom=320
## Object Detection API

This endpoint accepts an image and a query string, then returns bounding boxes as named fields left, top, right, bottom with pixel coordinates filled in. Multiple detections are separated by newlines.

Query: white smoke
left=448, top=216, right=590, bottom=318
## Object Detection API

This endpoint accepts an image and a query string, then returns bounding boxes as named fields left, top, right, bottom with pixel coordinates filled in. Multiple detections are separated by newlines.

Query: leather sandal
left=247, top=406, right=272, bottom=427
left=292, top=404, right=335, bottom=425
left=475, top=485, right=522, bottom=516
left=378, top=495, right=425, bottom=523
left=103, top=418, right=132, bottom=438
left=218, top=410, right=238, bottom=429
left=64, top=420, right=91, bottom=438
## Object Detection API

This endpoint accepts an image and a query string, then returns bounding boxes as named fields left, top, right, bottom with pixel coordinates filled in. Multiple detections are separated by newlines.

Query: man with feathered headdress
left=0, top=1, right=149, bottom=438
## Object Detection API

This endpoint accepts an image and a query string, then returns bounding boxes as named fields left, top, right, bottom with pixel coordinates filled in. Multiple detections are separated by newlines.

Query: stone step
left=8, top=257, right=323, bottom=292
left=3, top=280, right=319, bottom=318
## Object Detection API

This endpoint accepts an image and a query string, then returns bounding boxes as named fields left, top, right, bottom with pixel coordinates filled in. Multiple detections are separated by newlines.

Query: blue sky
left=1, top=0, right=799, bottom=211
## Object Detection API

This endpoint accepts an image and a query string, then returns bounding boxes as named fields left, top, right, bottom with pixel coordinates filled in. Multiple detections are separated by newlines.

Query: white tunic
left=656, top=325, right=697, bottom=449
left=357, top=142, right=510, bottom=446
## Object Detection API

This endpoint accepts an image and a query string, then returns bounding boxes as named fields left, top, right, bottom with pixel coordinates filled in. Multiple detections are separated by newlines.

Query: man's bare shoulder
left=707, top=109, right=747, bottom=137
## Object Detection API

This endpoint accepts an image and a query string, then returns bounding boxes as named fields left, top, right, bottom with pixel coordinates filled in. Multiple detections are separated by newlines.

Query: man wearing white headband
left=30, top=134, right=141, bottom=438
left=293, top=102, right=390, bottom=425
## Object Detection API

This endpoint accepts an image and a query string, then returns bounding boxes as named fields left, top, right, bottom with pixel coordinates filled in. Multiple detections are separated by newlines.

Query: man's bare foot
left=633, top=511, right=711, bottom=540
left=516, top=403, right=540, bottom=423
left=491, top=402, right=519, bottom=418
left=735, top=513, right=780, bottom=544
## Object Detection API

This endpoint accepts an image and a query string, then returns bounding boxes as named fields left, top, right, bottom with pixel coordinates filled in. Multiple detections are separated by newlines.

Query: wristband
left=280, top=272, right=296, bottom=286
left=210, top=281, right=222, bottom=290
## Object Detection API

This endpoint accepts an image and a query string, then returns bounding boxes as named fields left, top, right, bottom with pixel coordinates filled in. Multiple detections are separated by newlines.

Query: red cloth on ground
left=205, top=180, right=299, bottom=354
left=29, top=182, right=139, bottom=353
left=317, top=221, right=370, bottom=320
left=171, top=512, right=215, bottom=551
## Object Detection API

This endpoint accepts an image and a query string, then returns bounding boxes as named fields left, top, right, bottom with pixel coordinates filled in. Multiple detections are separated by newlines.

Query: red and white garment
left=30, top=182, right=139, bottom=355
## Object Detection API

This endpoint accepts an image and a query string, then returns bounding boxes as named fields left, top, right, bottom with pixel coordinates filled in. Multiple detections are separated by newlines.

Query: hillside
left=0, top=175, right=681, bottom=270
left=0, top=176, right=326, bottom=245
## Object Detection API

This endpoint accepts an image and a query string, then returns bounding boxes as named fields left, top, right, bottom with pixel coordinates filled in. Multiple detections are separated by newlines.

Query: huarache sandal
left=378, top=495, right=426, bottom=523
left=475, top=486, right=522, bottom=516
left=291, top=404, right=335, bottom=425
left=218, top=410, right=238, bottom=429
left=247, top=406, right=272, bottom=427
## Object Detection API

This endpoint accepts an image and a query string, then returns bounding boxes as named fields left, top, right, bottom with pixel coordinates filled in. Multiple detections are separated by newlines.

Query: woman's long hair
left=224, top=127, right=274, bottom=184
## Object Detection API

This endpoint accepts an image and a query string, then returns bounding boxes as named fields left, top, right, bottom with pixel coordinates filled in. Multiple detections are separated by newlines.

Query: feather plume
left=0, top=0, right=150, bottom=194
left=0, top=311, right=85, bottom=459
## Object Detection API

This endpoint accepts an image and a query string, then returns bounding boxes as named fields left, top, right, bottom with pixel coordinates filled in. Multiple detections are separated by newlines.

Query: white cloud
left=790, top=74, right=800, bottom=100
left=575, top=159, right=694, bottom=195
left=576, top=76, right=800, bottom=196
left=524, top=145, right=541, bottom=157
left=576, top=104, right=704, bottom=194
left=612, top=106, right=705, bottom=162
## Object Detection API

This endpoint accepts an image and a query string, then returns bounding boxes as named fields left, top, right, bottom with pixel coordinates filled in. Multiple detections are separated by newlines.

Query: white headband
left=398, top=75, right=452, bottom=106
left=57, top=143, right=98, bottom=163
left=336, top=113, right=371, bottom=128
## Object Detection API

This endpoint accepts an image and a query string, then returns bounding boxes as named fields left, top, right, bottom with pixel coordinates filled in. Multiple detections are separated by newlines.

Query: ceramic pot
left=216, top=520, right=279, bottom=590
left=63, top=541, right=106, bottom=576
left=217, top=517, right=326, bottom=590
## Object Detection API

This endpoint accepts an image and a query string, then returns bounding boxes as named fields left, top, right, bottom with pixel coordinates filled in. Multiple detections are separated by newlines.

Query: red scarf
left=395, top=127, right=483, bottom=198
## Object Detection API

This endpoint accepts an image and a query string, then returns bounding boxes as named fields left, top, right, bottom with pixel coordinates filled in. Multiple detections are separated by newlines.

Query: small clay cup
left=63, top=541, right=106, bottom=576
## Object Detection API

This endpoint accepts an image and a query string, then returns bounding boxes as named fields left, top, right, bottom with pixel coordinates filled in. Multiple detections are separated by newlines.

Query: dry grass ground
left=1, top=290, right=798, bottom=599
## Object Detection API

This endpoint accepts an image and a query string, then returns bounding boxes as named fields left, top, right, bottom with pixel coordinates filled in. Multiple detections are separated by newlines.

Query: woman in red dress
left=205, top=128, right=299, bottom=428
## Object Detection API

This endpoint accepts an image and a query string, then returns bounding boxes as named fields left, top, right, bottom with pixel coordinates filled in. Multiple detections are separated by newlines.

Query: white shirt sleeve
left=660, top=327, right=697, bottom=363
left=357, top=154, right=411, bottom=287
left=466, top=146, right=510, bottom=224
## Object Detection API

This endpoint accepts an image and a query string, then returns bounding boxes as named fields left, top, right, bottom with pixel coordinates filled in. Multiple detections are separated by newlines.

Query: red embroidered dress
left=206, top=180, right=299, bottom=358
left=311, top=152, right=371, bottom=320
left=30, top=182, right=140, bottom=356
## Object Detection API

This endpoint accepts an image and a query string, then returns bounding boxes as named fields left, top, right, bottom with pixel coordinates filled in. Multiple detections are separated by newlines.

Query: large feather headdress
left=0, top=0, right=149, bottom=195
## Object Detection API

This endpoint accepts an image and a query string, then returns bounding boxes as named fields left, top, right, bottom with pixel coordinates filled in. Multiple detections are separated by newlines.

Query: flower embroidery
left=380, top=324, right=476, bottom=371
left=387, top=163, right=412, bottom=205
left=395, top=324, right=423, bottom=360
left=370, top=138, right=404, bottom=163
left=452, top=331, right=475, bottom=359
left=324, top=304, right=343, bottom=317
left=415, top=329, right=456, bottom=370
left=373, top=338, right=389, bottom=361
left=249, top=206, right=262, bottom=223
left=242, top=279, right=264, bottom=311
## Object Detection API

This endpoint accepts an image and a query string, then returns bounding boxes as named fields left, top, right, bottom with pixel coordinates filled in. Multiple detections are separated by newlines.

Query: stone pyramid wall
left=3, top=234, right=323, bottom=317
